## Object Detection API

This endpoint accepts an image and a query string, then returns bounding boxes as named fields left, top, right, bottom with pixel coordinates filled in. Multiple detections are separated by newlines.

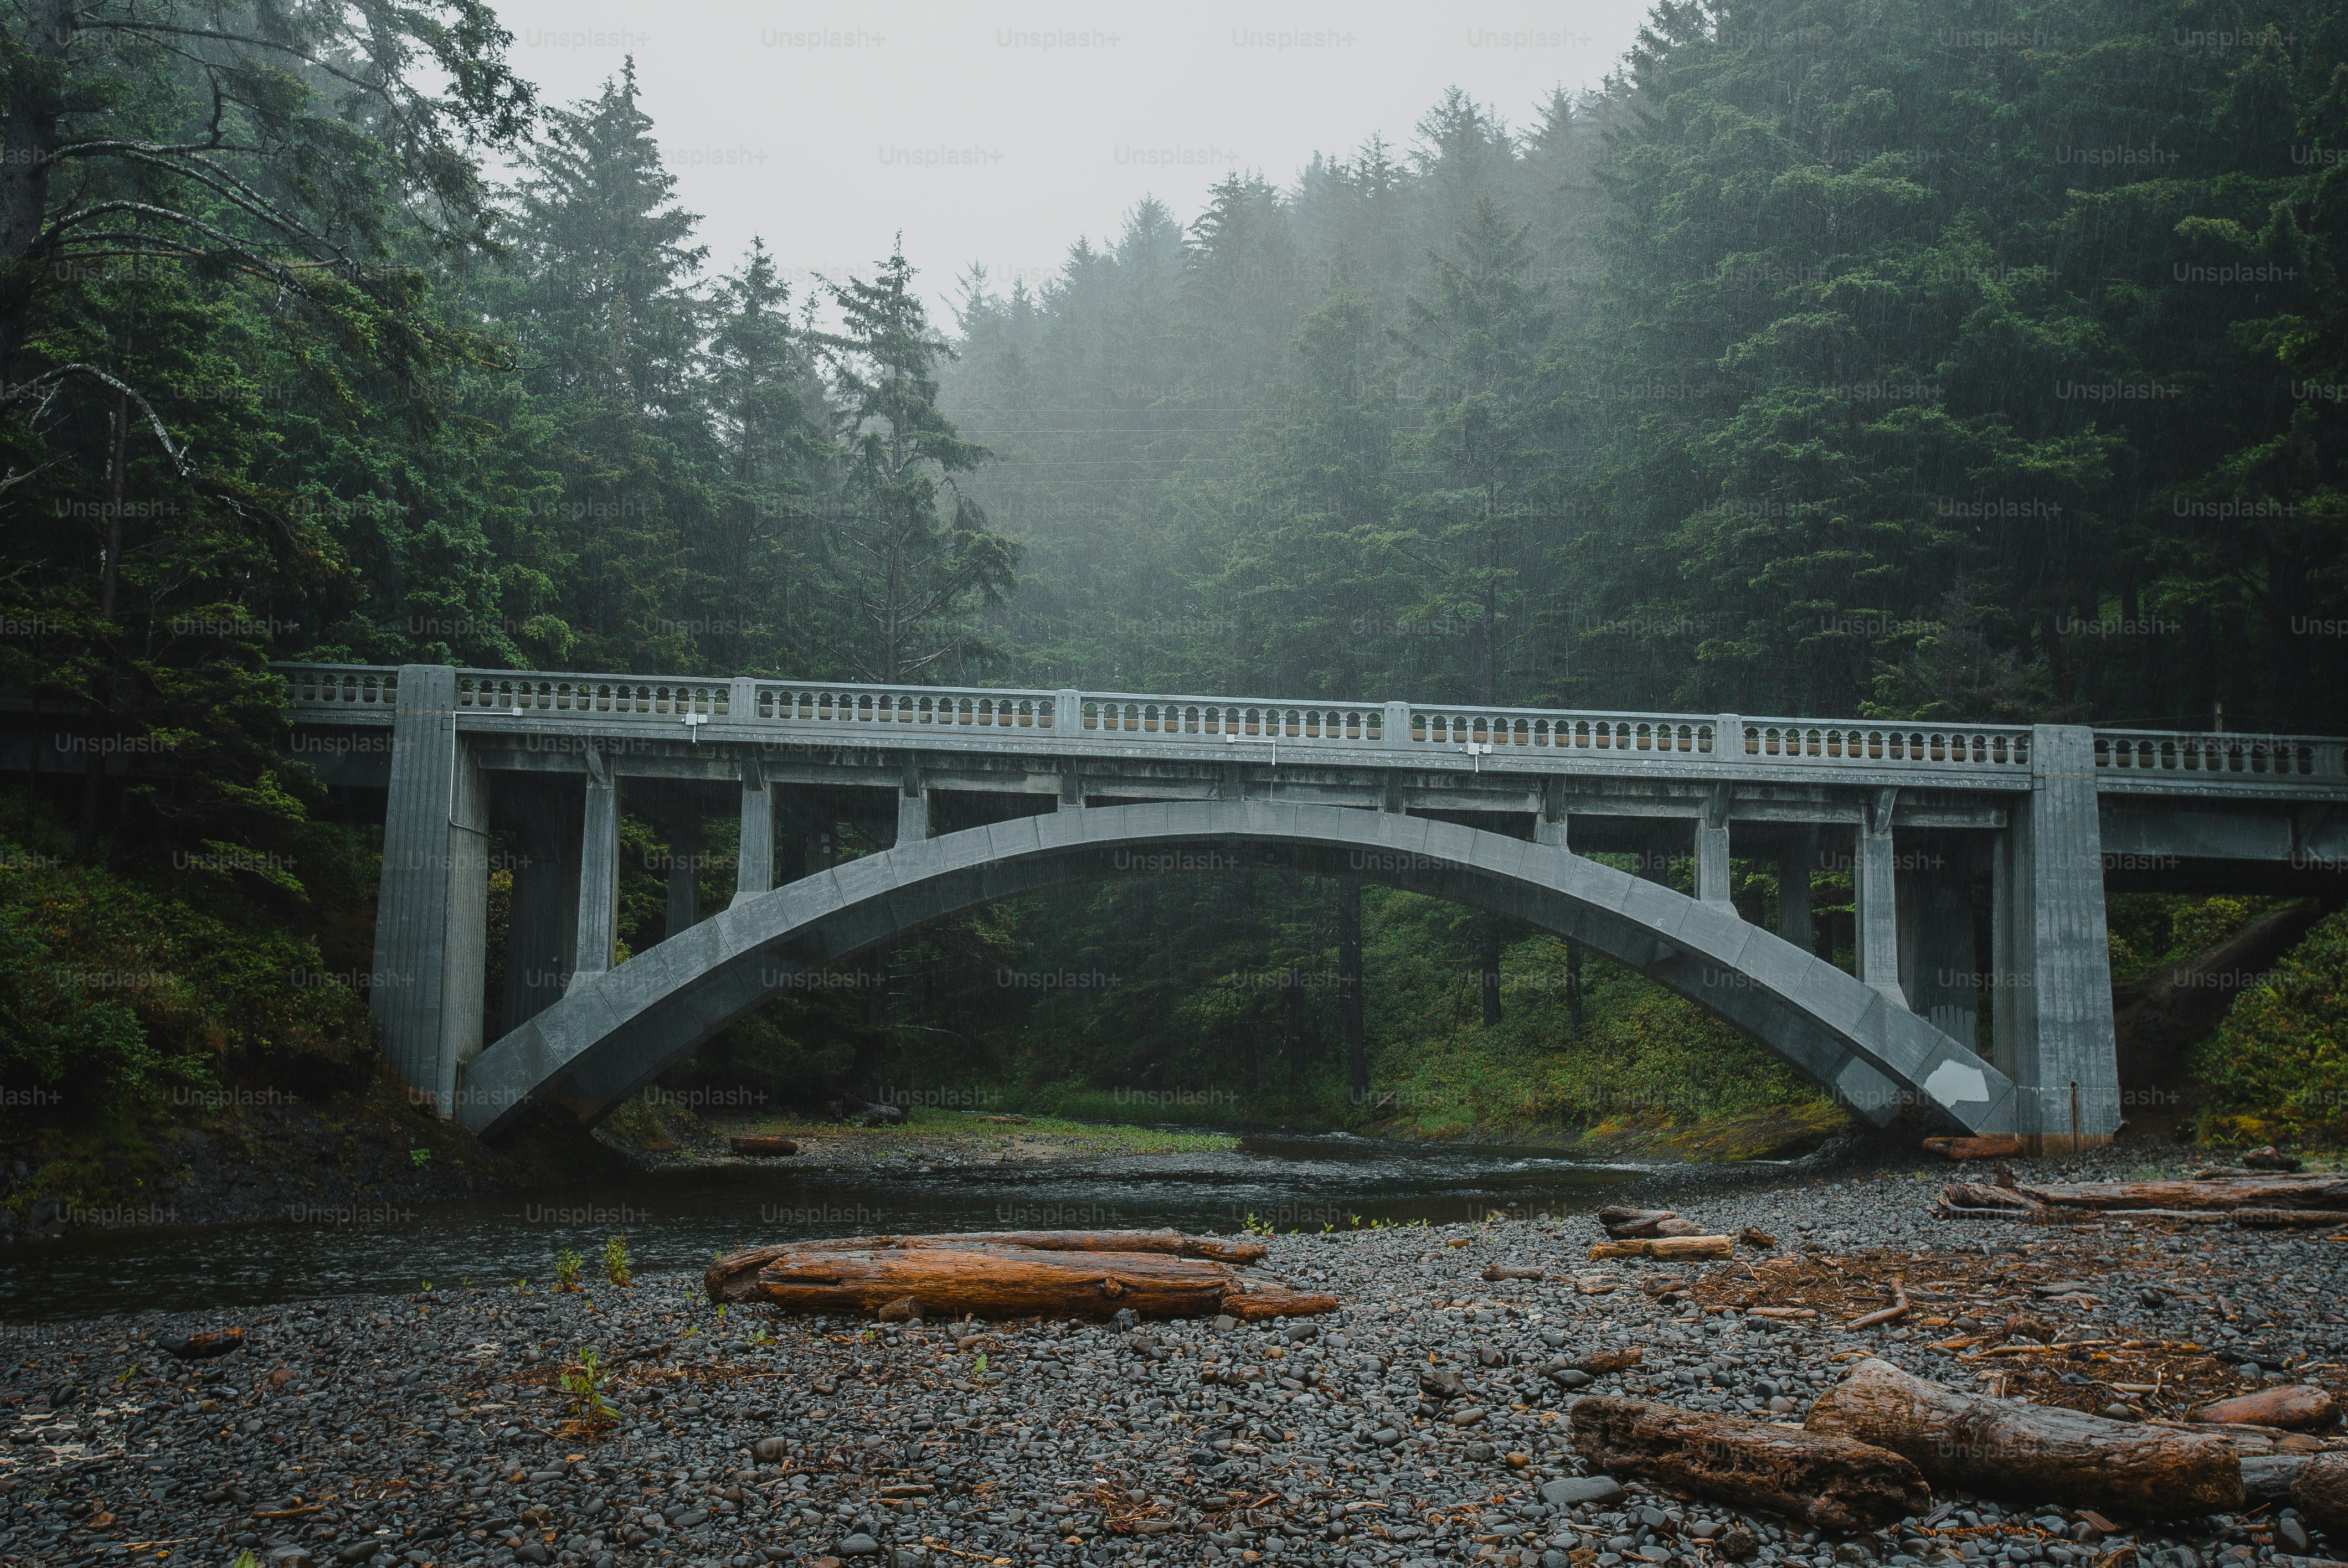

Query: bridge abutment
left=369, top=664, right=491, bottom=1116
left=1992, top=725, right=2122, bottom=1152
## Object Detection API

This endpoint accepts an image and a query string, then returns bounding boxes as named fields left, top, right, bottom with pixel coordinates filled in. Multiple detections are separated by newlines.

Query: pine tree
left=816, top=244, right=1017, bottom=684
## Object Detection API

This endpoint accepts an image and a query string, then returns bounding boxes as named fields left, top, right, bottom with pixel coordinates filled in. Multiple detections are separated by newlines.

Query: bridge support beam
left=1855, top=790, right=1902, bottom=1002
left=569, top=746, right=618, bottom=991
left=733, top=757, right=773, bottom=907
left=502, top=780, right=580, bottom=1033
left=1696, top=786, right=1733, bottom=904
left=1776, top=828, right=1815, bottom=950
left=898, top=760, right=929, bottom=844
left=1994, top=725, right=2121, bottom=1152
left=666, top=812, right=700, bottom=938
left=370, top=665, right=491, bottom=1116
left=1898, top=832, right=1979, bottom=1052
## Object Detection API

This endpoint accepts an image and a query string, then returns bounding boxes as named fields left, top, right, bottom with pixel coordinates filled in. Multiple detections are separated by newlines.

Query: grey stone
left=838, top=1534, right=882, bottom=1557
left=1542, top=1477, right=1626, bottom=1508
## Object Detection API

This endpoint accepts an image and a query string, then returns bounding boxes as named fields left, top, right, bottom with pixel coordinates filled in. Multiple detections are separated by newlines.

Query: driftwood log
left=1569, top=1396, right=1930, bottom=1530
left=2193, top=1385, right=2340, bottom=1430
left=1589, top=1235, right=1734, bottom=1261
left=1597, top=1206, right=1710, bottom=1240
left=726, top=1135, right=798, bottom=1156
left=704, top=1230, right=1326, bottom=1320
left=2294, top=1453, right=2348, bottom=1536
left=1937, top=1180, right=2348, bottom=1229
left=1805, top=1358, right=2242, bottom=1517
left=2017, top=1176, right=2348, bottom=1211
left=1923, top=1136, right=2023, bottom=1162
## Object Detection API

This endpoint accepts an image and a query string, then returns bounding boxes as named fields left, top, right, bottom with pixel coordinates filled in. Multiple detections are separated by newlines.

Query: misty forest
left=5, top=0, right=2347, bottom=1159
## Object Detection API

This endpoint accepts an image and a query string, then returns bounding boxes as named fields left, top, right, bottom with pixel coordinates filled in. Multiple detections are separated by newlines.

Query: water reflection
left=0, top=1132, right=1651, bottom=1321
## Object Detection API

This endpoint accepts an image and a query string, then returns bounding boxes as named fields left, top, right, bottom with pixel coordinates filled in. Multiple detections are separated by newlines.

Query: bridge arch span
left=456, top=801, right=2017, bottom=1138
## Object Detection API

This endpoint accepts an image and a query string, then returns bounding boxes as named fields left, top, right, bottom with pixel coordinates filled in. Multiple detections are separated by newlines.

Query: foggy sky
left=486, top=0, right=1661, bottom=314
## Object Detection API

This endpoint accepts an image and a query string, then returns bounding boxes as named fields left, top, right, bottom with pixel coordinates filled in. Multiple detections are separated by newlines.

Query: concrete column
left=369, top=664, right=491, bottom=1116
left=733, top=756, right=773, bottom=906
left=1897, top=832, right=1980, bottom=1050
left=1055, top=687, right=1083, bottom=736
left=1696, top=785, right=1733, bottom=905
left=501, top=782, right=580, bottom=1033
left=1775, top=828, right=1815, bottom=948
left=666, top=811, right=700, bottom=938
left=897, top=759, right=929, bottom=845
left=1855, top=790, right=1902, bottom=1000
left=1535, top=775, right=1568, bottom=849
left=1993, top=725, right=2122, bottom=1151
left=568, top=745, right=619, bottom=990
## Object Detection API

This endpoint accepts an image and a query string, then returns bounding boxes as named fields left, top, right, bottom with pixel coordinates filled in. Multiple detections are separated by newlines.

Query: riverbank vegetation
left=3, top=0, right=2346, bottom=1164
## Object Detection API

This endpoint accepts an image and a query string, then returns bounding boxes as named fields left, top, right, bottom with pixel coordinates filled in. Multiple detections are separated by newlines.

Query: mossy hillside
left=2191, top=909, right=2348, bottom=1148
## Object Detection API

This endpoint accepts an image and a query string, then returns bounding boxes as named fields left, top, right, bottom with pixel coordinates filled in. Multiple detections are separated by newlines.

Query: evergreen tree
left=816, top=245, right=1016, bottom=683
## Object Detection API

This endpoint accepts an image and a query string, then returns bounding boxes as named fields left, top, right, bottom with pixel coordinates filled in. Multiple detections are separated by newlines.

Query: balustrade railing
left=756, top=683, right=1059, bottom=731
left=280, top=664, right=398, bottom=710
left=1741, top=720, right=2032, bottom=769
left=1083, top=697, right=1379, bottom=742
left=2094, top=729, right=2344, bottom=780
left=1412, top=708, right=1713, bottom=754
left=269, top=665, right=2344, bottom=785
left=458, top=670, right=730, bottom=719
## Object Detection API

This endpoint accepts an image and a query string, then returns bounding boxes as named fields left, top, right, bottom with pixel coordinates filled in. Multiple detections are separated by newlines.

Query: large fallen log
left=1589, top=1235, right=1735, bottom=1261
left=1805, top=1358, right=2242, bottom=1517
left=780, top=1229, right=1265, bottom=1264
left=704, top=1231, right=1325, bottom=1321
left=2015, top=1176, right=2348, bottom=1211
left=1935, top=1183, right=2348, bottom=1229
left=1569, top=1396, right=1930, bottom=1531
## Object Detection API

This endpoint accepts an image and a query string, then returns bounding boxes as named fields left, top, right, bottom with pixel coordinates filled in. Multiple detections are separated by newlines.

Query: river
left=0, top=1133, right=1665, bottom=1322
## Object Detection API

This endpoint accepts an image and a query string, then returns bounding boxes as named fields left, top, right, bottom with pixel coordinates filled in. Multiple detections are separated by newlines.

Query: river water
left=0, top=1134, right=1659, bottom=1323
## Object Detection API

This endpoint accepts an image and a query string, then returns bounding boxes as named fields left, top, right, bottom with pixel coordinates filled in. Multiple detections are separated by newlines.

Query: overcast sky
left=487, top=0, right=1661, bottom=316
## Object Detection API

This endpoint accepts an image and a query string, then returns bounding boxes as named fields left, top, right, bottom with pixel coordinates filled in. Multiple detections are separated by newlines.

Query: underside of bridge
left=453, top=801, right=2032, bottom=1144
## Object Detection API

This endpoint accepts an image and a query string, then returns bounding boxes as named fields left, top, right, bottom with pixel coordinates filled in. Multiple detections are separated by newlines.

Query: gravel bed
left=3, top=1156, right=2343, bottom=1568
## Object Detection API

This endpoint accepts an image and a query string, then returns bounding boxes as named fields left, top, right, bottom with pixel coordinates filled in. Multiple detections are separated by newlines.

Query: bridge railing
left=459, top=669, right=734, bottom=720
left=2094, top=728, right=2345, bottom=780
left=1083, top=694, right=1381, bottom=742
left=754, top=681, right=1062, bottom=731
left=270, top=664, right=2345, bottom=783
left=281, top=663, right=399, bottom=710
left=1740, top=718, right=2034, bottom=770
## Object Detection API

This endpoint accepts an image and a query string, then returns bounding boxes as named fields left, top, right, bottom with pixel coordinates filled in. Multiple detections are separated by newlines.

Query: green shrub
left=2189, top=910, right=2348, bottom=1146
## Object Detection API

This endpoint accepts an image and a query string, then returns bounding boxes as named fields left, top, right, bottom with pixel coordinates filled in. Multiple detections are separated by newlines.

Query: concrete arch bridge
left=272, top=664, right=2348, bottom=1152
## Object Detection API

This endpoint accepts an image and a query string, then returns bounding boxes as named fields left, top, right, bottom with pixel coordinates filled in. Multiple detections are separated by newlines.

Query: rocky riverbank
left=3, top=1151, right=2342, bottom=1568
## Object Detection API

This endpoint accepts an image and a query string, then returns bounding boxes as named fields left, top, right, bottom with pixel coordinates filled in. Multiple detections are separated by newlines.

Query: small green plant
left=233, top=1553, right=261, bottom=1568
left=513, top=1277, right=530, bottom=1293
left=559, top=1346, right=619, bottom=1435
left=419, top=1279, right=432, bottom=1292
left=749, top=1325, right=775, bottom=1347
left=409, top=1148, right=431, bottom=1168
left=974, top=1352, right=989, bottom=1375
left=553, top=1249, right=583, bottom=1292
left=601, top=1235, right=632, bottom=1287
left=1240, top=1212, right=1274, bottom=1238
